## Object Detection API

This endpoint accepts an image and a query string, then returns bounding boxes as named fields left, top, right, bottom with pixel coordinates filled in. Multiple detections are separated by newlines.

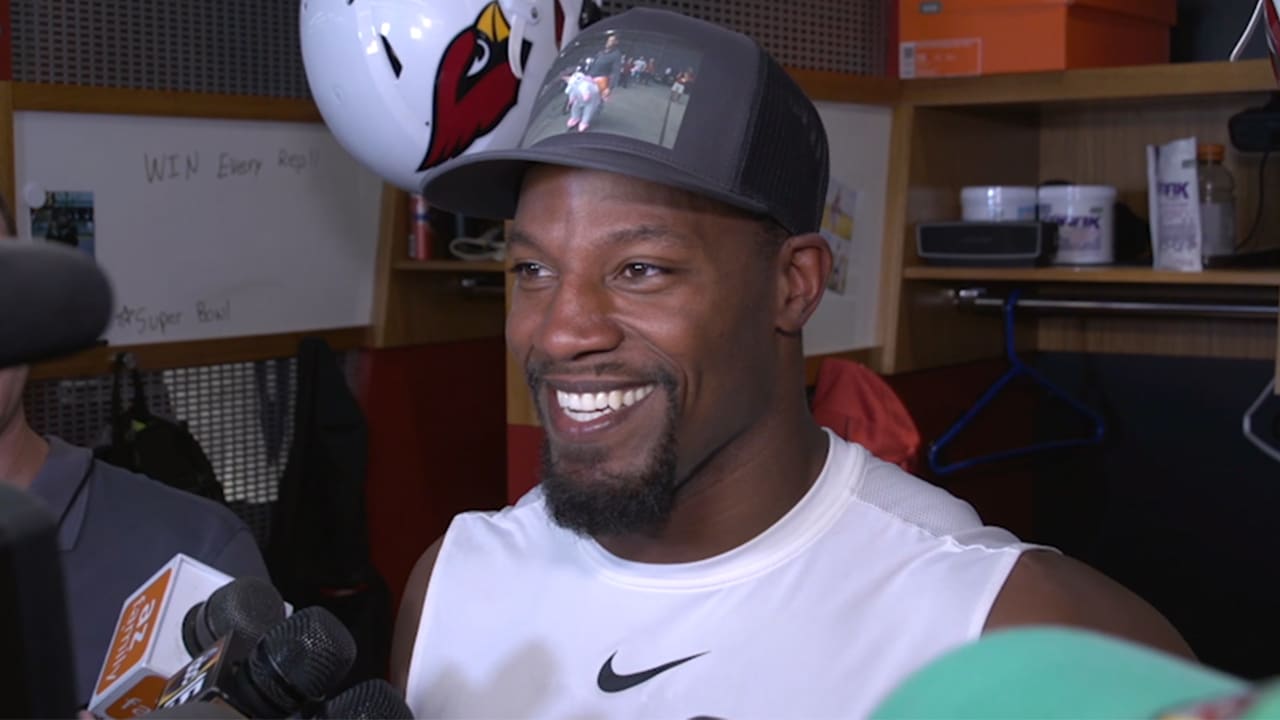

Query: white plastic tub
left=1038, top=185, right=1118, bottom=265
left=961, top=186, right=1039, bottom=222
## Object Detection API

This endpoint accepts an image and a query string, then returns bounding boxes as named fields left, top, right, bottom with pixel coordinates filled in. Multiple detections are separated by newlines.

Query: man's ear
left=775, top=232, right=831, bottom=335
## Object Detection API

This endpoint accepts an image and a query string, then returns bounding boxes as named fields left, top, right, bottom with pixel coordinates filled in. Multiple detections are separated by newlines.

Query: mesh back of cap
left=738, top=56, right=829, bottom=234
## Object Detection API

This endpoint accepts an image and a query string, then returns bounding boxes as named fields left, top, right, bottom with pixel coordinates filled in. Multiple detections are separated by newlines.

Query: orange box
left=898, top=0, right=1177, bottom=78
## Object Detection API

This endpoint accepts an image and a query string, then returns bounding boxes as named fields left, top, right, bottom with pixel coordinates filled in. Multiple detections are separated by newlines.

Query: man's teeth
left=556, top=385, right=655, bottom=419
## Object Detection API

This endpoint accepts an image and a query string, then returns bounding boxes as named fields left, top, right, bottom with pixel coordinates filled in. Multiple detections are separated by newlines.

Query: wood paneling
left=369, top=184, right=407, bottom=348
left=881, top=65, right=1280, bottom=385
left=887, top=105, right=1040, bottom=373
left=901, top=59, right=1276, bottom=107
left=29, top=327, right=367, bottom=379
left=369, top=185, right=504, bottom=348
left=375, top=273, right=504, bottom=347
left=904, top=266, right=1280, bottom=287
left=0, top=82, right=15, bottom=221
left=874, top=104, right=914, bottom=374
left=1038, top=93, right=1280, bottom=245
left=1036, top=315, right=1276, bottom=361
left=787, top=68, right=899, bottom=105
left=12, top=83, right=321, bottom=121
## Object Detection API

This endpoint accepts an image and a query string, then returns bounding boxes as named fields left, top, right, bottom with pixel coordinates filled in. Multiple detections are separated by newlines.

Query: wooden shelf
left=901, top=59, right=1277, bottom=108
left=12, top=83, right=321, bottom=121
left=903, top=265, right=1280, bottom=287
left=394, top=259, right=505, bottom=272
left=786, top=67, right=899, bottom=105
left=29, top=326, right=368, bottom=380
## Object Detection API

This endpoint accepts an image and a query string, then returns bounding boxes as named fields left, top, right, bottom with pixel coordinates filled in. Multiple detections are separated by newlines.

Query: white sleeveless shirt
left=405, top=430, right=1040, bottom=719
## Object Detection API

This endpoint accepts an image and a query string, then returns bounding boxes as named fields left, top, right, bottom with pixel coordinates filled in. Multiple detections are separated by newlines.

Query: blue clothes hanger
left=927, top=289, right=1106, bottom=476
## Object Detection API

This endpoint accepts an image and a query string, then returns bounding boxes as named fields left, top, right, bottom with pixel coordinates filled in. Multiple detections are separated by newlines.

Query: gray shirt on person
left=27, top=436, right=270, bottom=707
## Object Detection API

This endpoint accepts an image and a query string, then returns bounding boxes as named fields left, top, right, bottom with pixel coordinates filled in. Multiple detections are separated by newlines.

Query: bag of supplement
left=1146, top=137, right=1203, bottom=271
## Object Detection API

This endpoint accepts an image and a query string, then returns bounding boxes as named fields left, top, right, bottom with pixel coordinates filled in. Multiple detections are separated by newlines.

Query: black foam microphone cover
left=318, top=678, right=413, bottom=720
left=0, top=241, right=112, bottom=367
left=235, top=606, right=357, bottom=718
left=182, top=576, right=287, bottom=656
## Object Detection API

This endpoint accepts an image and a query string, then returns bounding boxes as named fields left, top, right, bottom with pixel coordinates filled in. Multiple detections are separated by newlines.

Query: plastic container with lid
left=1038, top=185, right=1118, bottom=265
left=961, top=186, right=1040, bottom=222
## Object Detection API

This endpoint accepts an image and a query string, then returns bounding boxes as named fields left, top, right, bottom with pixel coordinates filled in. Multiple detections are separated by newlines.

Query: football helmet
left=1233, top=0, right=1280, bottom=85
left=300, top=0, right=604, bottom=192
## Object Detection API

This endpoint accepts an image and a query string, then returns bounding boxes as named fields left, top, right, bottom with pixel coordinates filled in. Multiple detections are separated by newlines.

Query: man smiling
left=390, top=8, right=1192, bottom=719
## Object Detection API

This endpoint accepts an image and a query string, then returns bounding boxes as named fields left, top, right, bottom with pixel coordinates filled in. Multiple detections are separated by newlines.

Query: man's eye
left=510, top=262, right=551, bottom=279
left=620, top=263, right=665, bottom=278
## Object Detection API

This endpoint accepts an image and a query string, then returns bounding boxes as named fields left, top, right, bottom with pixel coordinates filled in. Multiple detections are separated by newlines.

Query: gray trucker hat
left=419, top=7, right=830, bottom=235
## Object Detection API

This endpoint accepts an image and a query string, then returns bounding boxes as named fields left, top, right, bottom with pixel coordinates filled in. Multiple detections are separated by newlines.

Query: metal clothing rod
left=952, top=288, right=1279, bottom=317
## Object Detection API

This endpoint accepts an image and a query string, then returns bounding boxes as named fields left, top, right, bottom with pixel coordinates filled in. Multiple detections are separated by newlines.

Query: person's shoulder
left=90, top=456, right=249, bottom=537
left=390, top=535, right=443, bottom=690
left=86, top=454, right=268, bottom=579
left=389, top=488, right=549, bottom=689
left=839, top=437, right=1000, bottom=542
left=986, top=549, right=1195, bottom=660
left=433, top=485, right=549, bottom=558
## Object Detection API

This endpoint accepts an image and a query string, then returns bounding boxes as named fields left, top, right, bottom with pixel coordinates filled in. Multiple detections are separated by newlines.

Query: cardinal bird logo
left=418, top=2, right=532, bottom=171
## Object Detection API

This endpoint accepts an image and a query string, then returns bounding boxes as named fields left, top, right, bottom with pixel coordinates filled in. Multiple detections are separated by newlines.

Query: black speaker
left=916, top=221, right=1058, bottom=267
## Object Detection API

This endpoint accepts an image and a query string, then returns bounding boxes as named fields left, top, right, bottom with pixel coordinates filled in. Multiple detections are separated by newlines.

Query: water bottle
left=1197, top=143, right=1237, bottom=257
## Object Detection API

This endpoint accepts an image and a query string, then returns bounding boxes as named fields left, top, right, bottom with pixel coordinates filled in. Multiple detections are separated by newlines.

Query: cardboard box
left=898, top=0, right=1177, bottom=78
left=88, top=555, right=232, bottom=718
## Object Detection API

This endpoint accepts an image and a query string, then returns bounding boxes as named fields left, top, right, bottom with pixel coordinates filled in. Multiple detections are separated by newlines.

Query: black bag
left=94, top=356, right=226, bottom=505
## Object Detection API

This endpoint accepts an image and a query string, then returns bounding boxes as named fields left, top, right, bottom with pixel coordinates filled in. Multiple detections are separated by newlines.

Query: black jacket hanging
left=266, top=337, right=391, bottom=686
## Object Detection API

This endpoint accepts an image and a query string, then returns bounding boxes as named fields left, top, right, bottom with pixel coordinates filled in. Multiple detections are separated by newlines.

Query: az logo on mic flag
left=89, top=555, right=237, bottom=719
left=300, top=0, right=603, bottom=193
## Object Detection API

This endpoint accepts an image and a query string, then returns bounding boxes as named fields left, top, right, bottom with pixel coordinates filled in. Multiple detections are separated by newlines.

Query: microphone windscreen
left=248, top=606, right=356, bottom=712
left=183, top=577, right=286, bottom=655
left=0, top=242, right=112, bottom=367
left=870, top=627, right=1268, bottom=720
left=320, top=679, right=413, bottom=720
left=143, top=699, right=248, bottom=719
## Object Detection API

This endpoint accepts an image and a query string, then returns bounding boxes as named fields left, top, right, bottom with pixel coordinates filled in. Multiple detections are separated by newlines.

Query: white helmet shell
left=300, top=0, right=603, bottom=192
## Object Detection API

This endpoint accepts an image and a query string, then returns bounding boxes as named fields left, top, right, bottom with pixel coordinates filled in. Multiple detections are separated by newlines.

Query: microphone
left=0, top=241, right=113, bottom=367
left=157, top=606, right=357, bottom=719
left=870, top=626, right=1271, bottom=719
left=314, top=679, right=413, bottom=720
left=140, top=700, right=246, bottom=719
left=88, top=555, right=280, bottom=719
left=182, top=577, right=286, bottom=657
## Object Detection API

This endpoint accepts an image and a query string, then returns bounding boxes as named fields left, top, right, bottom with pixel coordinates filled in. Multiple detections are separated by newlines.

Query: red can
left=410, top=193, right=432, bottom=260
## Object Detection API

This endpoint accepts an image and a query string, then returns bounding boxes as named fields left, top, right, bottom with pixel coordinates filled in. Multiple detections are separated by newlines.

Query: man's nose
left=534, top=279, right=624, bottom=362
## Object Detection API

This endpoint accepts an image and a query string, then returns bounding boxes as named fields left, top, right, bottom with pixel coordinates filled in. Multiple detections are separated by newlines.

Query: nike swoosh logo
left=597, top=651, right=708, bottom=693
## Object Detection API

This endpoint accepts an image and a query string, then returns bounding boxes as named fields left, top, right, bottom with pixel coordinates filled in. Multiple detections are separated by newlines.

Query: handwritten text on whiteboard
left=114, top=299, right=232, bottom=337
left=143, top=149, right=319, bottom=184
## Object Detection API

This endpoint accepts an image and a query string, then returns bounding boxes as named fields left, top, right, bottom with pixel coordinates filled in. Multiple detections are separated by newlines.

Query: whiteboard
left=804, top=102, right=893, bottom=357
left=14, top=111, right=382, bottom=346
